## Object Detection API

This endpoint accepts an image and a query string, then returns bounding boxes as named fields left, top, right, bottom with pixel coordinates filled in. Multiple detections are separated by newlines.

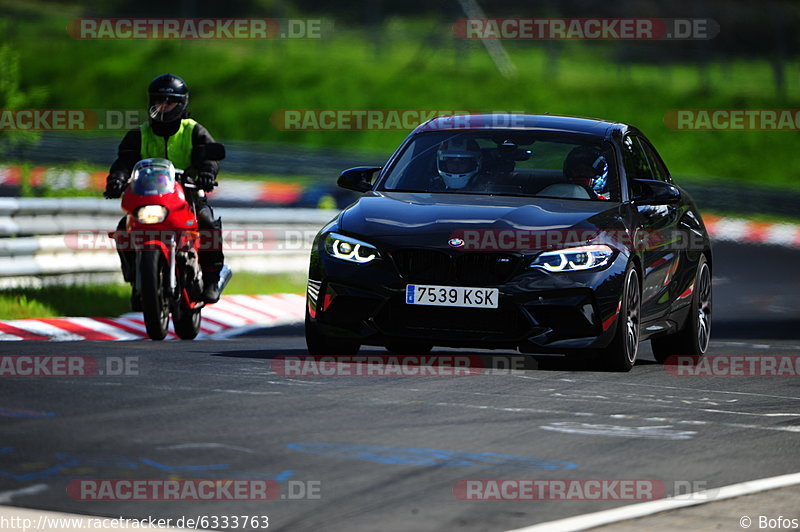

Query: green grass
left=2, top=5, right=799, bottom=189
left=0, top=283, right=130, bottom=319
left=0, top=272, right=306, bottom=319
left=224, top=271, right=306, bottom=295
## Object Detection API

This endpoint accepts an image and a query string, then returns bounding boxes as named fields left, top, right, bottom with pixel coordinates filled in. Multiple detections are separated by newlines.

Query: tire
left=385, top=341, right=433, bottom=355
left=305, top=308, right=360, bottom=356
left=173, top=305, right=202, bottom=340
left=140, top=249, right=170, bottom=341
left=651, top=255, right=711, bottom=363
left=599, top=263, right=641, bottom=372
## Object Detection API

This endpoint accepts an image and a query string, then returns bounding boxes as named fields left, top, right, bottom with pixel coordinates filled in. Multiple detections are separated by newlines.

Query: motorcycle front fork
left=134, top=234, right=178, bottom=299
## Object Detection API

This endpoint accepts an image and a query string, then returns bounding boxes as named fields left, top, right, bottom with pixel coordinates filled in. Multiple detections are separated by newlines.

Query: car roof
left=413, top=113, right=630, bottom=139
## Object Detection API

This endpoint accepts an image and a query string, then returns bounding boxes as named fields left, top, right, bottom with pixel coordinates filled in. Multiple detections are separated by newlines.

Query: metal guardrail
left=7, top=133, right=387, bottom=178
left=0, top=198, right=336, bottom=285
left=6, top=134, right=800, bottom=218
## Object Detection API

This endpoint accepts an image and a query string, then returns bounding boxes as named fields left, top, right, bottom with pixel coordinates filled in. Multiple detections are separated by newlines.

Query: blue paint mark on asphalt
left=273, top=470, right=294, bottom=482
left=0, top=448, right=297, bottom=483
left=0, top=408, right=55, bottom=418
left=286, top=443, right=577, bottom=470
left=0, top=459, right=81, bottom=482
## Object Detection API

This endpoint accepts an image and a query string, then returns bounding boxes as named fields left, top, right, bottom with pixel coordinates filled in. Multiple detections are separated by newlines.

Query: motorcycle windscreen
left=130, top=161, right=176, bottom=196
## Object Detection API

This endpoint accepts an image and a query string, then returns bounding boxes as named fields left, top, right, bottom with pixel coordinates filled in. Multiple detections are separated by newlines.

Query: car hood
left=338, top=192, right=622, bottom=245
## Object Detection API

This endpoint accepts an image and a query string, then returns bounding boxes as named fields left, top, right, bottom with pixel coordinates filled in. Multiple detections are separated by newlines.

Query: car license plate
left=405, top=285, right=499, bottom=309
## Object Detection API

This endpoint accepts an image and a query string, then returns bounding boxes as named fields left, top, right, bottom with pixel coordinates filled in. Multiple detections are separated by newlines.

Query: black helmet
left=147, top=73, right=188, bottom=124
left=563, top=145, right=608, bottom=192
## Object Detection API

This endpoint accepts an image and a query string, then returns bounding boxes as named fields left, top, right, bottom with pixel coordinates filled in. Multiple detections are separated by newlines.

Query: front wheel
left=173, top=305, right=202, bottom=340
left=651, top=255, right=711, bottom=362
left=305, top=308, right=360, bottom=356
left=598, top=264, right=641, bottom=372
left=139, top=249, right=170, bottom=341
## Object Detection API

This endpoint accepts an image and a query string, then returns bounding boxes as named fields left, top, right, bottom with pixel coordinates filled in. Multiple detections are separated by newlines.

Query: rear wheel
left=305, top=308, right=360, bottom=356
left=173, top=305, right=202, bottom=340
left=598, top=264, right=641, bottom=372
left=651, top=255, right=711, bottom=363
left=140, top=250, right=170, bottom=341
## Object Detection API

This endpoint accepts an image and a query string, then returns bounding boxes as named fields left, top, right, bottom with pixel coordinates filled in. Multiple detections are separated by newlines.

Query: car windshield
left=130, top=159, right=176, bottom=196
left=379, top=131, right=620, bottom=201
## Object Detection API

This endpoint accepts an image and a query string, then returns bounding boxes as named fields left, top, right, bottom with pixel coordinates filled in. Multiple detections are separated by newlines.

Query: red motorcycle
left=111, top=144, right=231, bottom=340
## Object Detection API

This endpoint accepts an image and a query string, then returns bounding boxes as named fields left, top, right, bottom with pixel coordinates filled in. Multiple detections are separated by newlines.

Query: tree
left=0, top=41, right=44, bottom=155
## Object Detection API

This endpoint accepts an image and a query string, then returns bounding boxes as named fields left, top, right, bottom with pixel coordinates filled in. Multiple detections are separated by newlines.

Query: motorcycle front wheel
left=140, top=249, right=170, bottom=340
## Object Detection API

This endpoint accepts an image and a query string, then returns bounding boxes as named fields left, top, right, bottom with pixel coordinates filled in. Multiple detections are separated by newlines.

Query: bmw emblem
left=448, top=238, right=465, bottom=248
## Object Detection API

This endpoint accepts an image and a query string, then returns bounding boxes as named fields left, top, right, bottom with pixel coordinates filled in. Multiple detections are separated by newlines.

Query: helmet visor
left=148, top=94, right=186, bottom=123
left=439, top=154, right=479, bottom=175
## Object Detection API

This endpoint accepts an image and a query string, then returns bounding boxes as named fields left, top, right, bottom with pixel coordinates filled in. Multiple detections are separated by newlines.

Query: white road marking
left=370, top=397, right=800, bottom=435
left=156, top=442, right=257, bottom=453
left=539, top=422, right=697, bottom=440
left=212, top=388, right=283, bottom=395
left=503, top=471, right=800, bottom=532
left=532, top=375, right=800, bottom=401
left=0, top=484, right=48, bottom=503
left=699, top=409, right=800, bottom=417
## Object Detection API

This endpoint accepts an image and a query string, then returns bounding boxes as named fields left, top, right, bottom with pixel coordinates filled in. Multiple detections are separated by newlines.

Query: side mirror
left=337, top=166, right=381, bottom=193
left=631, top=179, right=681, bottom=205
left=192, top=142, right=226, bottom=161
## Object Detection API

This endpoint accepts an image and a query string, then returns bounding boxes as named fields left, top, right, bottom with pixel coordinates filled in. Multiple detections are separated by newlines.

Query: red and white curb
left=704, top=215, right=800, bottom=247
left=0, top=293, right=304, bottom=341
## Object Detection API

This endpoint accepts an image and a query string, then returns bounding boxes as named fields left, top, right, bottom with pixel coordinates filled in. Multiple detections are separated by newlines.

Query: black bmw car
left=305, top=114, right=712, bottom=371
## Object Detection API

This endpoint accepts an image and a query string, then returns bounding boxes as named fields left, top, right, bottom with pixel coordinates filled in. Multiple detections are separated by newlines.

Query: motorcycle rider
left=104, top=73, right=225, bottom=305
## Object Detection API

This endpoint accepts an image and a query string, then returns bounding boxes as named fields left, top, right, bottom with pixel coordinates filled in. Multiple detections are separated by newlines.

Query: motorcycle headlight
left=324, top=232, right=380, bottom=264
left=136, top=205, right=168, bottom=224
left=530, top=244, right=614, bottom=272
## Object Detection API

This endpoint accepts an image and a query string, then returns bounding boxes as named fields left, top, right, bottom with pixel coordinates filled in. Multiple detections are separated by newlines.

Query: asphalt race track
left=1, top=241, right=799, bottom=531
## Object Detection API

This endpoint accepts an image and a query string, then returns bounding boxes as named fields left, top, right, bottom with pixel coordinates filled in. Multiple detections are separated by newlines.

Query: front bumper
left=307, top=242, right=628, bottom=353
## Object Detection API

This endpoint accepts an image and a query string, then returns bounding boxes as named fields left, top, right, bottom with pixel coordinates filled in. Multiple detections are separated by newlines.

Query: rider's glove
left=197, top=171, right=217, bottom=192
left=104, top=175, right=127, bottom=199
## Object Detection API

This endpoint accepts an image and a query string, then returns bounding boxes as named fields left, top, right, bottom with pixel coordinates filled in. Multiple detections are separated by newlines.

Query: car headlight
left=530, top=245, right=614, bottom=272
left=324, top=232, right=380, bottom=264
left=135, top=205, right=168, bottom=224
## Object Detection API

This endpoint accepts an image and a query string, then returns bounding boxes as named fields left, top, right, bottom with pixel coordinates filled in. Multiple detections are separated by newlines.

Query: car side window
left=382, top=141, right=417, bottom=189
left=638, top=138, right=671, bottom=183
left=621, top=135, right=653, bottom=180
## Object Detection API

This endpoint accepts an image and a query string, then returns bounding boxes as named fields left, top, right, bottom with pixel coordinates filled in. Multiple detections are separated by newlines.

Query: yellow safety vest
left=139, top=118, right=197, bottom=170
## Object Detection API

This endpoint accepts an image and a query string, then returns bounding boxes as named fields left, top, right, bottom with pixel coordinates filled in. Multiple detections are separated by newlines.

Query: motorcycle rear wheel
left=173, top=305, right=202, bottom=340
